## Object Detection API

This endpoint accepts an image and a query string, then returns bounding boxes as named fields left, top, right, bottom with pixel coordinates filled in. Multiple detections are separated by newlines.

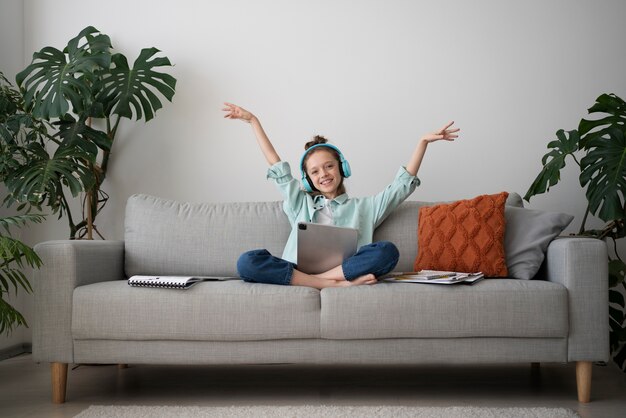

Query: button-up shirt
left=267, top=161, right=420, bottom=264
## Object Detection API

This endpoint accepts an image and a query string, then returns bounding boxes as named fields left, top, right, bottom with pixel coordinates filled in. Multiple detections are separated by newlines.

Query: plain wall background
left=1, top=0, right=625, bottom=349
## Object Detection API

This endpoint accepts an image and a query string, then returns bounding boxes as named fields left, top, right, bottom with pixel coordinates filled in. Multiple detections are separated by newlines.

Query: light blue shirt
left=267, top=161, right=420, bottom=264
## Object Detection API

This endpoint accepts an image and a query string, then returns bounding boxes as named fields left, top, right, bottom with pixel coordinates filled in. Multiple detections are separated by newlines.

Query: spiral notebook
left=128, top=275, right=238, bottom=289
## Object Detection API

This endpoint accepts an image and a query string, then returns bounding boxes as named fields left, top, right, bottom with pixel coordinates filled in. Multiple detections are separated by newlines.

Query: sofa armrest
left=32, top=240, right=125, bottom=363
left=545, top=237, right=609, bottom=362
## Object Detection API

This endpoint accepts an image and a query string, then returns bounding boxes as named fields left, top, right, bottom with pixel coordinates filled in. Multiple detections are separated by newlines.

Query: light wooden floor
left=2, top=354, right=626, bottom=418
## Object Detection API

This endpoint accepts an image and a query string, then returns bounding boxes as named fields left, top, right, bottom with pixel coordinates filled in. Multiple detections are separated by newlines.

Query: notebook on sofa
left=128, top=275, right=238, bottom=289
left=297, top=222, right=358, bottom=274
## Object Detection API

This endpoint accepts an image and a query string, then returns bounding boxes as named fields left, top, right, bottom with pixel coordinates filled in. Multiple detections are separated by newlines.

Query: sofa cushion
left=373, top=193, right=524, bottom=273
left=320, top=280, right=567, bottom=339
left=125, top=194, right=290, bottom=277
left=72, top=280, right=321, bottom=341
left=504, top=207, right=574, bottom=280
left=413, top=192, right=509, bottom=277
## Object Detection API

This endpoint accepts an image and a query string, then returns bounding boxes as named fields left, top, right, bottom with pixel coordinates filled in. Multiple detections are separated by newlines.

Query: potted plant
left=0, top=213, right=44, bottom=335
left=1, top=73, right=46, bottom=335
left=525, top=93, right=626, bottom=370
left=0, top=26, right=176, bottom=239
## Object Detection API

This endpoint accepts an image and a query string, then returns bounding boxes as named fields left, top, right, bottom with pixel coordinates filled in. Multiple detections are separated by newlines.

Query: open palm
left=222, top=102, right=254, bottom=123
left=422, top=121, right=460, bottom=143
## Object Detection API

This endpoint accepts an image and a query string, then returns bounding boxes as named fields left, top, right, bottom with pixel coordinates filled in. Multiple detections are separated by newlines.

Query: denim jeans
left=236, top=241, right=399, bottom=285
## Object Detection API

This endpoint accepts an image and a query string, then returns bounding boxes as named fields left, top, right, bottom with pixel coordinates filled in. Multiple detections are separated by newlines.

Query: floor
left=1, top=354, right=626, bottom=418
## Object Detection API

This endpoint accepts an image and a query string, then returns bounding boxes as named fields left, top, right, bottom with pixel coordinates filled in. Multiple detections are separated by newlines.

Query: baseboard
left=0, top=343, right=32, bottom=361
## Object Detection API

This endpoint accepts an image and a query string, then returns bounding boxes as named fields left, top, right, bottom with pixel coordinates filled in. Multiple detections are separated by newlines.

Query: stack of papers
left=383, top=270, right=484, bottom=285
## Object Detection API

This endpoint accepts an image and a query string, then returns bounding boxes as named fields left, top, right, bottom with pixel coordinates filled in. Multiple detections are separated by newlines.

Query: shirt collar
left=313, top=193, right=349, bottom=205
left=334, top=193, right=349, bottom=204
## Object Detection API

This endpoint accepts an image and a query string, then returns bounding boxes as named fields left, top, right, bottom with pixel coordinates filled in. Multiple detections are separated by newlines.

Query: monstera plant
left=0, top=26, right=176, bottom=239
left=525, top=93, right=626, bottom=371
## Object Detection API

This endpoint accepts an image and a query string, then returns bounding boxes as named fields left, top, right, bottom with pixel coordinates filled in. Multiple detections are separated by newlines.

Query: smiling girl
left=223, top=102, right=459, bottom=289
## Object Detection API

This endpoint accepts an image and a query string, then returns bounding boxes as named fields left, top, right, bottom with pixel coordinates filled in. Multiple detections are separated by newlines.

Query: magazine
left=383, top=270, right=484, bottom=285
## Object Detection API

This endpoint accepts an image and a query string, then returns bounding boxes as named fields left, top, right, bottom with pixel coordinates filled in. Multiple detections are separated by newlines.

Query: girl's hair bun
left=304, top=135, right=328, bottom=150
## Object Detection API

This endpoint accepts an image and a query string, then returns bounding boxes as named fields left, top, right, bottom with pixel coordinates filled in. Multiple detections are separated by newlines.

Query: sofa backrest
left=125, top=193, right=523, bottom=277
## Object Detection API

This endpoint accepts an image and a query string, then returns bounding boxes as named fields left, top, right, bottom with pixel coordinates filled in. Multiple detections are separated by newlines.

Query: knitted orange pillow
left=414, top=192, right=509, bottom=277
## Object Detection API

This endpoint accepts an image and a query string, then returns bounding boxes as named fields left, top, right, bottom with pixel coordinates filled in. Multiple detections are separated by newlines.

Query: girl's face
left=305, top=149, right=342, bottom=199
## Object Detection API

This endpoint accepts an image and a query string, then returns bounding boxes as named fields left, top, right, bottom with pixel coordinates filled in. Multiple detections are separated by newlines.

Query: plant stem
left=611, top=237, right=624, bottom=263
left=73, top=219, right=87, bottom=234
left=60, top=192, right=77, bottom=240
left=579, top=202, right=591, bottom=235
left=101, top=115, right=121, bottom=176
left=87, top=190, right=93, bottom=240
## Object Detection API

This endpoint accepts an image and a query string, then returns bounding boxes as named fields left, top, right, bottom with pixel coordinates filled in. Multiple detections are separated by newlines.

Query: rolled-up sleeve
left=372, top=166, right=420, bottom=227
left=266, top=161, right=292, bottom=182
left=267, top=161, right=307, bottom=222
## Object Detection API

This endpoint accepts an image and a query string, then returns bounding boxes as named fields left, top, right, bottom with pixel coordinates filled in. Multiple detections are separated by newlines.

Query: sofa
left=32, top=193, right=609, bottom=404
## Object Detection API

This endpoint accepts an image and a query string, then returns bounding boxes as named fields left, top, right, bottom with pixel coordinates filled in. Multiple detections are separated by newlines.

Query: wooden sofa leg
left=576, top=361, right=592, bottom=403
left=51, top=362, right=68, bottom=404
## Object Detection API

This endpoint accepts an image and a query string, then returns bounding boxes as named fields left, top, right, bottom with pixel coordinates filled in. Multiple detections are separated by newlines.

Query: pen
left=392, top=273, right=459, bottom=280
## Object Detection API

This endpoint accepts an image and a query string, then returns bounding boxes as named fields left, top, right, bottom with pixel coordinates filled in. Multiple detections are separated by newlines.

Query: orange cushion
left=414, top=192, right=509, bottom=277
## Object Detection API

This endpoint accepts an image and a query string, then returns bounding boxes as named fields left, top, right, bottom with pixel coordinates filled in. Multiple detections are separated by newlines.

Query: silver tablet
left=297, top=222, right=358, bottom=275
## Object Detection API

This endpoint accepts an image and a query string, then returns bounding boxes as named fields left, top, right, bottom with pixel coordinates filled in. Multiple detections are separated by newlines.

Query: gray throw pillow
left=504, top=206, right=574, bottom=280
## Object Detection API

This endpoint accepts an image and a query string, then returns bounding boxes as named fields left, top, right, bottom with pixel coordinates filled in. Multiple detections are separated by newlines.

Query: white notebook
left=128, top=275, right=238, bottom=289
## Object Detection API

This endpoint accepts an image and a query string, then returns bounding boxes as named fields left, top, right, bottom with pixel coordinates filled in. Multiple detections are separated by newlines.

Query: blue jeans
left=236, top=241, right=400, bottom=285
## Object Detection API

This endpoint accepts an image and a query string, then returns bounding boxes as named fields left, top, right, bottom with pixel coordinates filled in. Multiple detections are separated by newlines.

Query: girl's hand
left=223, top=102, right=281, bottom=165
left=406, top=121, right=460, bottom=176
left=420, top=121, right=460, bottom=143
left=222, top=102, right=255, bottom=123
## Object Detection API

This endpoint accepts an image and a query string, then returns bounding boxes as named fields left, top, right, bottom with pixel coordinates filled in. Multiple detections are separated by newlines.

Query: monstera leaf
left=524, top=129, right=580, bottom=201
left=580, top=127, right=626, bottom=222
left=579, top=94, right=626, bottom=149
left=53, top=114, right=112, bottom=153
left=2, top=27, right=176, bottom=239
left=96, top=48, right=176, bottom=121
left=15, top=26, right=111, bottom=119
left=5, top=142, right=96, bottom=211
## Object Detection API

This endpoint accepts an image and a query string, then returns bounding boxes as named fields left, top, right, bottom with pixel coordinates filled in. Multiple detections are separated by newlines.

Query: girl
left=223, top=103, right=458, bottom=289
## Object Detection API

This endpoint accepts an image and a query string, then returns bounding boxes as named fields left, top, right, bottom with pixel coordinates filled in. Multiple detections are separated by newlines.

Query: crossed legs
left=291, top=265, right=377, bottom=289
left=237, top=241, right=399, bottom=289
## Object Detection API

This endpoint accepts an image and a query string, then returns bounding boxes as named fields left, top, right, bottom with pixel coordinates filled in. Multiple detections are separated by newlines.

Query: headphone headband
left=299, top=143, right=351, bottom=192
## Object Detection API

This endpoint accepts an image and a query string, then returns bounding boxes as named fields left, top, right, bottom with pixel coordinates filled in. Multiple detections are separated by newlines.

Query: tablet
left=297, top=222, right=358, bottom=275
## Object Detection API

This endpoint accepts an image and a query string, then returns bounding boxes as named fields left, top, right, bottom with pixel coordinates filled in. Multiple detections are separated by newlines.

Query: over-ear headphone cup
left=301, top=176, right=314, bottom=192
left=341, top=160, right=351, bottom=178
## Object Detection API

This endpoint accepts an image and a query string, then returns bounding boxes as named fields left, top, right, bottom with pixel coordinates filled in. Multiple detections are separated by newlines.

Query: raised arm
left=405, top=121, right=459, bottom=176
left=223, top=103, right=281, bottom=165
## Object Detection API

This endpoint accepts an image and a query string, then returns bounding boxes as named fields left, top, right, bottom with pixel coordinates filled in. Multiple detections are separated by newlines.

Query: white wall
left=3, top=0, right=626, bottom=346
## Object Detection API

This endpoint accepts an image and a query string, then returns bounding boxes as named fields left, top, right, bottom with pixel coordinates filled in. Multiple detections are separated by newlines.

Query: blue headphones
left=299, top=144, right=351, bottom=192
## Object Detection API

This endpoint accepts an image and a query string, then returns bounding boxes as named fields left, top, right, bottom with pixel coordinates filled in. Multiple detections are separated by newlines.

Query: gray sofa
left=32, top=193, right=609, bottom=403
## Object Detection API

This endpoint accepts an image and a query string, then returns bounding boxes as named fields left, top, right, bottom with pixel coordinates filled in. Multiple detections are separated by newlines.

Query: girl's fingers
left=439, top=121, right=455, bottom=131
